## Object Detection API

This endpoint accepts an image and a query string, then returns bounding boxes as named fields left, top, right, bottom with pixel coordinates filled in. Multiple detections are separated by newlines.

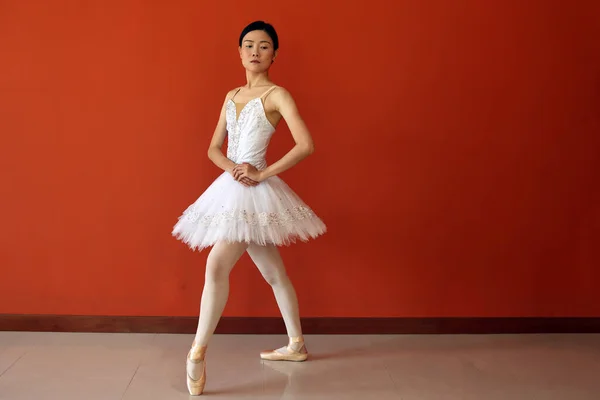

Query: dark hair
left=239, top=21, right=279, bottom=50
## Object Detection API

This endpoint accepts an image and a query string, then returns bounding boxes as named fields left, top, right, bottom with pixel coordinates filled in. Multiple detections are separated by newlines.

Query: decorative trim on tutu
left=188, top=205, right=315, bottom=228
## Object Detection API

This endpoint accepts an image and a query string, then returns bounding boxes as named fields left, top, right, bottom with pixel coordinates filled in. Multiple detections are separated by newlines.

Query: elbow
left=207, top=146, right=216, bottom=160
left=303, top=142, right=315, bottom=156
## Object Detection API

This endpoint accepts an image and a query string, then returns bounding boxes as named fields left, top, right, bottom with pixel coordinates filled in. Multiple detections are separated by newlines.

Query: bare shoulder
left=269, top=86, right=298, bottom=112
left=225, top=87, right=242, bottom=101
left=271, top=86, right=293, bottom=100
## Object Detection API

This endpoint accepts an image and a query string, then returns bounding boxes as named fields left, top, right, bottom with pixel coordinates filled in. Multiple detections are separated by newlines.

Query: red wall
left=1, top=1, right=599, bottom=318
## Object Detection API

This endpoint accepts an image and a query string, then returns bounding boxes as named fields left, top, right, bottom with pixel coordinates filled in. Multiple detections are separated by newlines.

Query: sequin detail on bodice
left=226, top=98, right=276, bottom=170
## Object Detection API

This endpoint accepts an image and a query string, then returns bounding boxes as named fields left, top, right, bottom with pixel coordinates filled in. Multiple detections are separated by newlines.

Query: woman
left=172, top=20, right=326, bottom=395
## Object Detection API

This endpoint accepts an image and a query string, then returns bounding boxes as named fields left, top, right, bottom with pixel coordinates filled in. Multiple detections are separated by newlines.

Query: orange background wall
left=1, top=1, right=599, bottom=318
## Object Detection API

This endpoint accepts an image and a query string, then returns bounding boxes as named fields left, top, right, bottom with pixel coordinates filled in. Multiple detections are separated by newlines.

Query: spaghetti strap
left=260, top=86, right=278, bottom=101
left=231, top=87, right=242, bottom=101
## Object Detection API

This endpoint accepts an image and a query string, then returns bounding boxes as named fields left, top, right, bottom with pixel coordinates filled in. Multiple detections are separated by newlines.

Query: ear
left=273, top=49, right=278, bottom=62
left=238, top=46, right=242, bottom=58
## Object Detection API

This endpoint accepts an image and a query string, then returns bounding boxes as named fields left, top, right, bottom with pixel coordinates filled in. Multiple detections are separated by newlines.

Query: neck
left=245, top=71, right=271, bottom=88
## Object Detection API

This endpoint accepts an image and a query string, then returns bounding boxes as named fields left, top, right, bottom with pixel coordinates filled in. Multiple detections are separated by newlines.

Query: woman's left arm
left=234, top=88, right=315, bottom=182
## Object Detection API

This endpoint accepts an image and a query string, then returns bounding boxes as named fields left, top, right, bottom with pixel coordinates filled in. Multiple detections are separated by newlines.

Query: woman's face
left=239, top=30, right=277, bottom=72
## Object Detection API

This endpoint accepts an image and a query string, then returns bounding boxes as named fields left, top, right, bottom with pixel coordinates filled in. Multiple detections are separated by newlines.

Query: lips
left=250, top=60, right=260, bottom=64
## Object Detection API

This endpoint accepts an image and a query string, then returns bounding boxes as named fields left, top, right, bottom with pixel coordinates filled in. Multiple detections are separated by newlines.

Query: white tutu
left=172, top=172, right=326, bottom=251
left=173, top=86, right=326, bottom=251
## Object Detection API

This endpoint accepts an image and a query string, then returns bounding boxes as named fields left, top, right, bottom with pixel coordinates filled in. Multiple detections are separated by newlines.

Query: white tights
left=193, top=241, right=303, bottom=348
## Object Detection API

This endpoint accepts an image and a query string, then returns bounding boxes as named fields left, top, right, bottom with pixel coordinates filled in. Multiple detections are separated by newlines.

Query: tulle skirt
left=172, top=172, right=326, bottom=251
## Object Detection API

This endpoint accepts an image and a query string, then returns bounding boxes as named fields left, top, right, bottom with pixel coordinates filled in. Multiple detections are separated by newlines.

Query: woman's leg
left=246, top=243, right=307, bottom=360
left=193, top=240, right=249, bottom=347
left=187, top=240, right=248, bottom=395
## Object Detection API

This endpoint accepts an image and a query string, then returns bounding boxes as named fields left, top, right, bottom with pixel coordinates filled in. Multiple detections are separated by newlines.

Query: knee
left=262, top=269, right=288, bottom=287
left=205, top=255, right=231, bottom=283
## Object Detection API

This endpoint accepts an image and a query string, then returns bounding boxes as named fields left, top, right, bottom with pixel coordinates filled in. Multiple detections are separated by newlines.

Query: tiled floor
left=0, top=332, right=599, bottom=399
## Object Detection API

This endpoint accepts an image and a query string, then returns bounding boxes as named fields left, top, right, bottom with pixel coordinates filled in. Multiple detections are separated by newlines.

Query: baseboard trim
left=1, top=315, right=600, bottom=334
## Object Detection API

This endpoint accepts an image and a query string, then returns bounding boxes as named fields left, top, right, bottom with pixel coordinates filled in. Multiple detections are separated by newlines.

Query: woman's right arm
left=207, top=91, right=258, bottom=187
left=207, top=92, right=237, bottom=174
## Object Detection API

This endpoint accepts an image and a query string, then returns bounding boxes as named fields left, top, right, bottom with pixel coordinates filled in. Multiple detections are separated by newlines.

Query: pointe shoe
left=260, top=336, right=308, bottom=362
left=186, top=345, right=207, bottom=396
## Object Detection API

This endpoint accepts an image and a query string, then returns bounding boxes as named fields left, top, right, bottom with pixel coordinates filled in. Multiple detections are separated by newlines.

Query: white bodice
left=226, top=97, right=276, bottom=170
